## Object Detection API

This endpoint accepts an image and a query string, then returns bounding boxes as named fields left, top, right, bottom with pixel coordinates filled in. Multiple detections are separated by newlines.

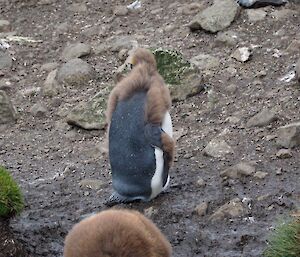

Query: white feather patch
left=150, top=112, right=173, bottom=199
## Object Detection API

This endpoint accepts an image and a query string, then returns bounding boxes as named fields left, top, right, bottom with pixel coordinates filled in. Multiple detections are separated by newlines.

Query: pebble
left=253, top=171, right=268, bottom=179
left=195, top=202, right=208, bottom=216
left=276, top=149, right=292, bottom=159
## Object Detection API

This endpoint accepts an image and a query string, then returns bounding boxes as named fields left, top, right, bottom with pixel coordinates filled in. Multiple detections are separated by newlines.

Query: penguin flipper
left=144, top=123, right=163, bottom=148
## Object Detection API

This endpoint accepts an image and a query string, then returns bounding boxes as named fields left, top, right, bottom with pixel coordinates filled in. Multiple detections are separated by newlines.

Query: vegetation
left=264, top=217, right=300, bottom=257
left=0, top=166, right=24, bottom=218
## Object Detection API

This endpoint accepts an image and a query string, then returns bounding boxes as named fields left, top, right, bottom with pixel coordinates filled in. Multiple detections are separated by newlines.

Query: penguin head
left=64, top=209, right=172, bottom=257
left=128, top=48, right=157, bottom=70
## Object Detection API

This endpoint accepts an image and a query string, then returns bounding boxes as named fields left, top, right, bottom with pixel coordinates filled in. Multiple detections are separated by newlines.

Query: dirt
left=0, top=0, right=300, bottom=257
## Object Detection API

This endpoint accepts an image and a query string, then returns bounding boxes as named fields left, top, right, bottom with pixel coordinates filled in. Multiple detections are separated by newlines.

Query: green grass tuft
left=0, top=166, right=24, bottom=218
left=264, top=218, right=300, bottom=257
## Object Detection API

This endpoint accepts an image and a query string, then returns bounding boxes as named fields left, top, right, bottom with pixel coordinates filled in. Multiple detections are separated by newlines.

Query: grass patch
left=264, top=217, right=300, bottom=257
left=0, top=166, right=24, bottom=218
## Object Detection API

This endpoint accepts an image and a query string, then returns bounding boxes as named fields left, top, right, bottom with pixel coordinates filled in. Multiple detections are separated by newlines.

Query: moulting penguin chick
left=106, top=48, right=175, bottom=206
left=63, top=209, right=172, bottom=257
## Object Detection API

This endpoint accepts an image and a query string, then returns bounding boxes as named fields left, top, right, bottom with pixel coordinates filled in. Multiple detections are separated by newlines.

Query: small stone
left=79, top=179, right=105, bottom=190
left=144, top=207, right=158, bottom=218
left=67, top=3, right=87, bottom=12
left=257, top=194, right=270, bottom=201
left=231, top=47, right=251, bottom=62
left=118, top=49, right=128, bottom=62
left=0, top=90, right=17, bottom=124
left=43, top=69, right=61, bottom=97
left=29, top=102, right=47, bottom=117
left=0, top=51, right=13, bottom=70
left=254, top=171, right=268, bottom=179
left=203, top=138, right=233, bottom=158
left=190, top=54, right=220, bottom=71
left=84, top=191, right=90, bottom=196
left=215, top=31, right=239, bottom=47
left=164, top=25, right=176, bottom=33
left=220, top=162, right=256, bottom=179
left=40, top=62, right=59, bottom=72
left=209, top=198, right=245, bottom=221
left=113, top=5, right=129, bottom=16
left=196, top=177, right=206, bottom=187
left=57, top=58, right=95, bottom=87
left=275, top=168, right=283, bottom=175
left=225, top=84, right=238, bottom=94
left=246, top=9, right=267, bottom=22
left=0, top=20, right=11, bottom=32
left=276, top=149, right=292, bottom=159
left=246, top=109, right=277, bottom=127
left=61, top=43, right=91, bottom=61
left=195, top=202, right=208, bottom=216
left=277, top=122, right=300, bottom=148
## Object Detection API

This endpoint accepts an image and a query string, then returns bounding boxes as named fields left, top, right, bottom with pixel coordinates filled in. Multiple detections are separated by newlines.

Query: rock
left=277, top=122, right=300, bottom=148
left=57, top=58, right=95, bottom=87
left=189, top=0, right=240, bottom=33
left=276, top=149, right=293, bottom=159
left=246, top=9, right=267, bottom=22
left=67, top=3, right=87, bottom=12
left=43, top=69, right=61, bottom=97
left=144, top=207, right=158, bottom=218
left=296, top=59, right=300, bottom=83
left=118, top=49, right=128, bottom=61
left=196, top=177, right=206, bottom=187
left=220, top=162, right=256, bottom=179
left=117, top=48, right=204, bottom=101
left=190, top=54, right=220, bottom=71
left=215, top=31, right=239, bottom=47
left=79, top=179, right=105, bottom=190
left=0, top=51, right=12, bottom=70
left=29, top=103, right=47, bottom=117
left=40, top=62, right=59, bottom=72
left=209, top=198, right=245, bottom=221
left=38, top=0, right=57, bottom=5
left=253, top=171, right=268, bottom=179
left=66, top=87, right=110, bottom=130
left=94, top=36, right=138, bottom=55
left=246, top=109, right=277, bottom=127
left=231, top=47, right=251, bottom=62
left=203, top=138, right=233, bottom=158
left=61, top=43, right=91, bottom=61
left=195, top=202, right=208, bottom=216
left=113, top=5, right=129, bottom=16
left=0, top=90, right=17, bottom=124
left=0, top=20, right=11, bottom=32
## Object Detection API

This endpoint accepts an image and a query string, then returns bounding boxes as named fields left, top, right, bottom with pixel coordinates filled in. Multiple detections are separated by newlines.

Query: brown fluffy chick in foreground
left=64, top=209, right=172, bottom=257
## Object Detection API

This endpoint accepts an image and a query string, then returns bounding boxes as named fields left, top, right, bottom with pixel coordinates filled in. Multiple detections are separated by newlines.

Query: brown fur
left=106, top=48, right=174, bottom=165
left=64, top=209, right=172, bottom=257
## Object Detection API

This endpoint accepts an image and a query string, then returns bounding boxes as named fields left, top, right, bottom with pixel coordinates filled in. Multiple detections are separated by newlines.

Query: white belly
left=150, top=111, right=173, bottom=199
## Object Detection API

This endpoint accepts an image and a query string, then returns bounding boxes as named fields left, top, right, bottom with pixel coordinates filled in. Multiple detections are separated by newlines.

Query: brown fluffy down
left=63, top=209, right=172, bottom=257
left=106, top=48, right=175, bottom=163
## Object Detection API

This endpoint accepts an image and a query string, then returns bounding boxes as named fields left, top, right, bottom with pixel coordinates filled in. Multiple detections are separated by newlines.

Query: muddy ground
left=0, top=0, right=300, bottom=256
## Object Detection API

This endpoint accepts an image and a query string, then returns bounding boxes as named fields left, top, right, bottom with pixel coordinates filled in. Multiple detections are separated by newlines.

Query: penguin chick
left=105, top=48, right=175, bottom=205
left=63, top=209, right=172, bottom=257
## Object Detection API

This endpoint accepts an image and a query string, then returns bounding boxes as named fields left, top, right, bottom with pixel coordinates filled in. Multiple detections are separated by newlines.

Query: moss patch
left=0, top=166, right=24, bottom=218
left=264, top=217, right=300, bottom=257
left=151, top=48, right=194, bottom=85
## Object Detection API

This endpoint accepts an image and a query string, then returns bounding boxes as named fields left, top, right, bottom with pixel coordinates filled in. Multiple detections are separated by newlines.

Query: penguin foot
left=104, top=192, right=136, bottom=207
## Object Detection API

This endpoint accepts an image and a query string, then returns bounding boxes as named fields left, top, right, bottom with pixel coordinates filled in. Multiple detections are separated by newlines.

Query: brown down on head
left=63, top=209, right=172, bottom=257
left=106, top=48, right=171, bottom=125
